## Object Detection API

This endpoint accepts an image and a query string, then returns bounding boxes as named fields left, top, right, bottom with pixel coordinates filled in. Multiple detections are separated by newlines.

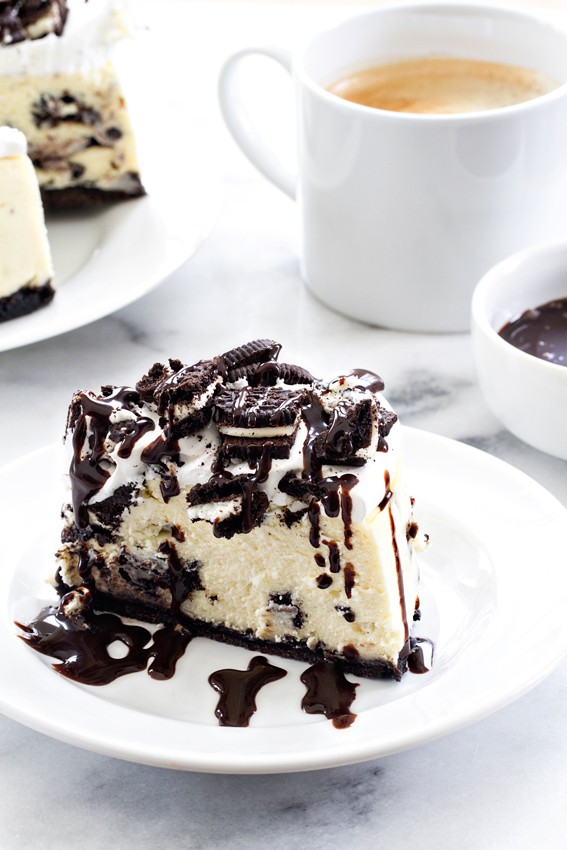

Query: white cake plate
left=1, top=428, right=566, bottom=773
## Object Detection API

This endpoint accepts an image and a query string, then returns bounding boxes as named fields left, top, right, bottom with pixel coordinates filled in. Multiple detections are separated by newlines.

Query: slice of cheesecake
left=55, top=341, right=428, bottom=679
left=0, top=125, right=54, bottom=322
left=0, top=0, right=144, bottom=208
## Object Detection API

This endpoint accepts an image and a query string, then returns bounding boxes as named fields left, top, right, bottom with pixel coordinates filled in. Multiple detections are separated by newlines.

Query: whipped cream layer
left=78, top=382, right=400, bottom=522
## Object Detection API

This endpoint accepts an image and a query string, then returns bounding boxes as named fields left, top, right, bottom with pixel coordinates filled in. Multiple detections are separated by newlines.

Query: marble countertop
left=2, top=2, right=567, bottom=848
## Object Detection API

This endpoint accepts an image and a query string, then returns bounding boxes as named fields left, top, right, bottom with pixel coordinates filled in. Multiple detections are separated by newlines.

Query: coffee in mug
left=219, top=4, right=567, bottom=332
left=327, top=57, right=559, bottom=114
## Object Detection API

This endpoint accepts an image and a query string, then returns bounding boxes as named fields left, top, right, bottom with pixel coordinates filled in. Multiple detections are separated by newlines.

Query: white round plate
left=1, top=428, right=566, bottom=773
left=0, top=113, right=221, bottom=354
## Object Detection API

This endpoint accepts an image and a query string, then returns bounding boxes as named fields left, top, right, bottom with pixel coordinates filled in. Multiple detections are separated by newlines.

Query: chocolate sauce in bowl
left=498, top=297, right=567, bottom=365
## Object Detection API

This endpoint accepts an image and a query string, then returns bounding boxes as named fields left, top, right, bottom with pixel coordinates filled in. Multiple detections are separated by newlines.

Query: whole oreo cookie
left=213, top=387, right=304, bottom=431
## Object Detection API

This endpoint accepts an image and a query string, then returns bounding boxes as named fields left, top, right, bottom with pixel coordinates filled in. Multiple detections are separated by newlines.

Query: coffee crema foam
left=327, top=57, right=559, bottom=114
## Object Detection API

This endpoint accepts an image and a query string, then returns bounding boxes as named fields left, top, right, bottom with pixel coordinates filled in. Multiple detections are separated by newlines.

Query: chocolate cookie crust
left=0, top=280, right=54, bottom=322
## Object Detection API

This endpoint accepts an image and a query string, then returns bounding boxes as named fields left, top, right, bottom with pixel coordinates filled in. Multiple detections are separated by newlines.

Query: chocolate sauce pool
left=498, top=297, right=567, bottom=365
left=16, top=587, right=190, bottom=686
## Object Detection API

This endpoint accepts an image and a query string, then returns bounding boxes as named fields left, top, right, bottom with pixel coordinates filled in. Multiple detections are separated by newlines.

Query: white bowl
left=471, top=240, right=567, bottom=459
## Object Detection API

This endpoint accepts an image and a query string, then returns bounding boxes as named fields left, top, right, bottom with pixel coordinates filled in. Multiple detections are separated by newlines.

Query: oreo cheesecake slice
left=0, top=0, right=144, bottom=208
left=55, top=340, right=428, bottom=679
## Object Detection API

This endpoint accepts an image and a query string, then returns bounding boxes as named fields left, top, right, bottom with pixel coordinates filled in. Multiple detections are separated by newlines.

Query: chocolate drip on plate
left=300, top=660, right=358, bottom=729
left=148, top=626, right=192, bottom=680
left=208, top=655, right=287, bottom=726
left=16, top=584, right=193, bottom=686
left=15, top=588, right=152, bottom=686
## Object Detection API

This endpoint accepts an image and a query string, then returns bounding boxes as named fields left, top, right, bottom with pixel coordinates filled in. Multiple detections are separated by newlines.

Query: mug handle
left=218, top=47, right=296, bottom=200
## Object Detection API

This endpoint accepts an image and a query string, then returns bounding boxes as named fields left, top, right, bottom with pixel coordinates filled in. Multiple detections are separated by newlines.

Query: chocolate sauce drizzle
left=68, top=387, right=148, bottom=527
left=349, top=368, right=385, bottom=393
left=323, top=539, right=341, bottom=573
left=140, top=434, right=181, bottom=502
left=300, top=661, right=358, bottom=729
left=208, top=656, right=287, bottom=726
left=344, top=563, right=356, bottom=599
left=378, top=470, right=393, bottom=512
left=117, top=417, right=155, bottom=459
left=69, top=393, right=114, bottom=528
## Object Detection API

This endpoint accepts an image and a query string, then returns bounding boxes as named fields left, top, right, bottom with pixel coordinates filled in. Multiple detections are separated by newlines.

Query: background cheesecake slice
left=0, top=125, right=54, bottom=322
left=0, top=0, right=144, bottom=208
left=55, top=341, right=428, bottom=680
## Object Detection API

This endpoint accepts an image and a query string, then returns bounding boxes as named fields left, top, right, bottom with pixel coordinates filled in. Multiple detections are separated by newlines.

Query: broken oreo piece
left=323, top=398, right=374, bottom=460
left=216, top=339, right=282, bottom=375
left=135, top=362, right=171, bottom=404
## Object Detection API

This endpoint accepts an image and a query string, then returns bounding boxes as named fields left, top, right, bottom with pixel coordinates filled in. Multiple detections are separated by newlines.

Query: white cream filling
left=218, top=424, right=296, bottom=438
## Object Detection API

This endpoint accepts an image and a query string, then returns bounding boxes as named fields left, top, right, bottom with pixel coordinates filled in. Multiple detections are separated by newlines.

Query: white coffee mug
left=219, top=3, right=567, bottom=332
